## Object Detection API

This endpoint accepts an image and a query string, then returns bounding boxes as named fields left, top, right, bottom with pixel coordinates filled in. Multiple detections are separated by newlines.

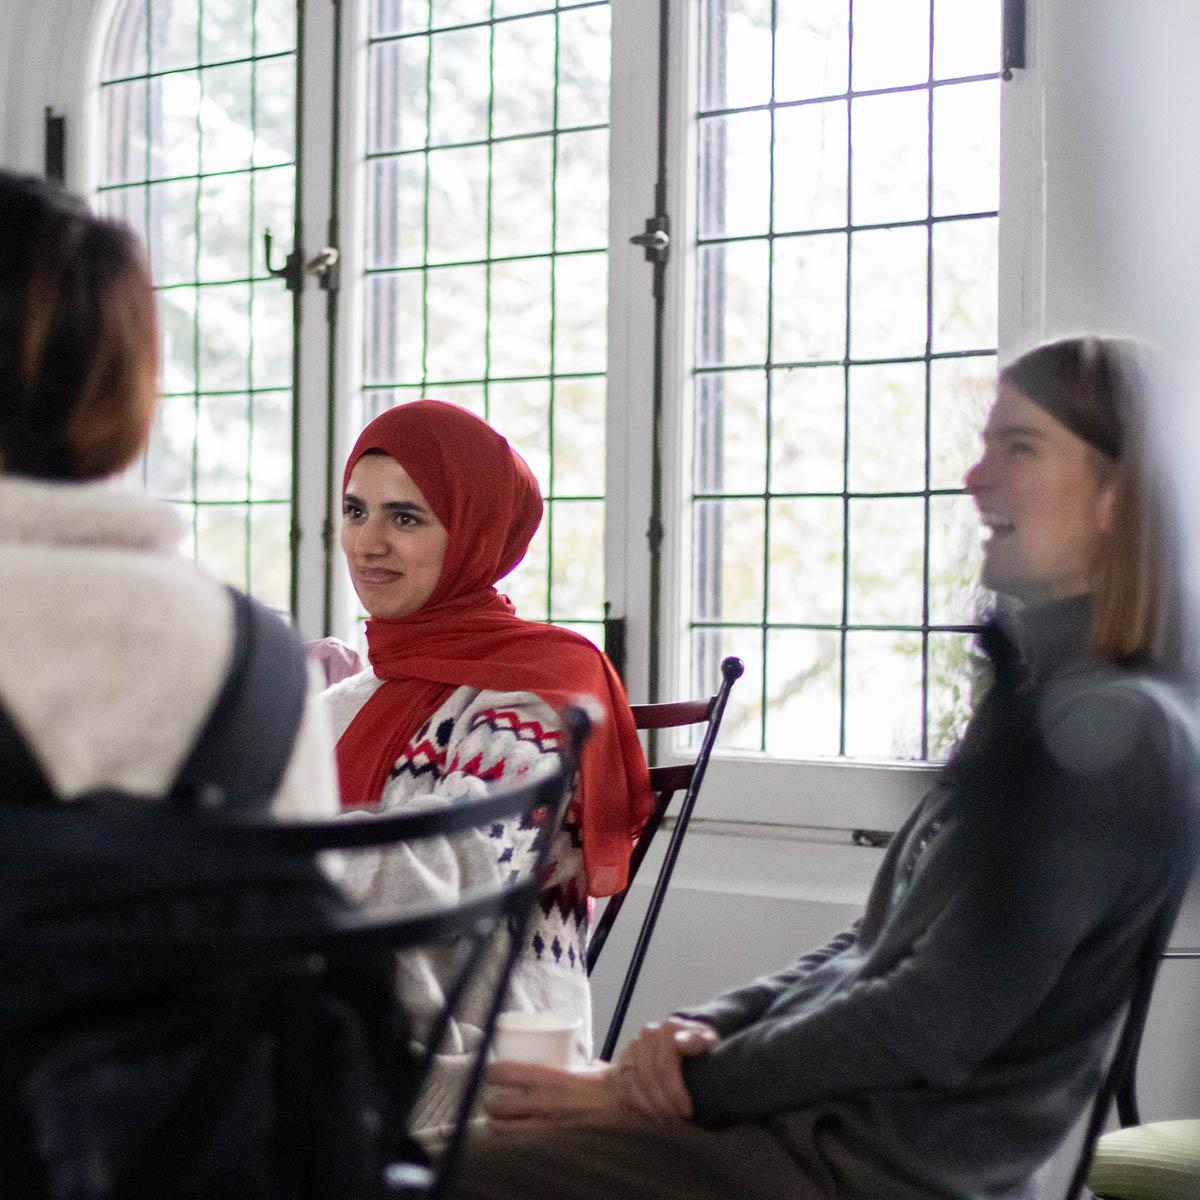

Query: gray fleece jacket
left=679, top=597, right=1199, bottom=1199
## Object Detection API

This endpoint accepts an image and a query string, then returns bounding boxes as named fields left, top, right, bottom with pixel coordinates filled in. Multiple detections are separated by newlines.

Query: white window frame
left=297, top=0, right=344, bottom=642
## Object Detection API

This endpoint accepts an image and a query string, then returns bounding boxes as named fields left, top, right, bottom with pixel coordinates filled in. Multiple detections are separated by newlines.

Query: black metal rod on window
left=1003, top=0, right=1027, bottom=80
left=289, top=0, right=307, bottom=621
left=604, top=606, right=627, bottom=683
left=321, top=0, right=345, bottom=635
left=645, top=0, right=672, bottom=710
left=44, top=108, right=66, bottom=186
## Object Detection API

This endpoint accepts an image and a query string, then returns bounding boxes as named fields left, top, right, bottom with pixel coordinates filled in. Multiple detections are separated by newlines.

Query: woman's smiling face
left=340, top=453, right=449, bottom=619
left=963, top=382, right=1116, bottom=605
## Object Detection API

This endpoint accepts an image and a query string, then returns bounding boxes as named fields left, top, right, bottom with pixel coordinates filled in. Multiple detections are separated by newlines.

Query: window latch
left=263, top=229, right=304, bottom=293
left=305, top=246, right=341, bottom=292
left=630, top=215, right=670, bottom=265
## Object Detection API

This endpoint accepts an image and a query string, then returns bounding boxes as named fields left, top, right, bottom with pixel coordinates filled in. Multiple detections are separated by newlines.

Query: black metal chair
left=0, top=708, right=589, bottom=1200
left=586, top=656, right=743, bottom=1061
left=1082, top=944, right=1200, bottom=1200
left=1062, top=871, right=1198, bottom=1200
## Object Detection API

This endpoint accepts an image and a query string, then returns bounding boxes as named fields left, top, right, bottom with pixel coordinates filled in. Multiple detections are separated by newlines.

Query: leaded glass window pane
left=97, top=0, right=298, bottom=612
left=691, top=0, right=1001, bottom=760
left=363, top=1, right=611, bottom=641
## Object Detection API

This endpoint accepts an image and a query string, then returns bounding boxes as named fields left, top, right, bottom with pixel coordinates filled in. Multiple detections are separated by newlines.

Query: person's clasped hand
left=611, top=1018, right=718, bottom=1121
left=484, top=1017, right=718, bottom=1129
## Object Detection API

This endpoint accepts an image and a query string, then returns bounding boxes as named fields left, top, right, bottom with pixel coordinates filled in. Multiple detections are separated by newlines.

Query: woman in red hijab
left=324, top=400, right=652, bottom=1130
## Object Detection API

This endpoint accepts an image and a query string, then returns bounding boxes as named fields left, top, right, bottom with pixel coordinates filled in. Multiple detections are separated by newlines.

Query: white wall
left=0, top=0, right=105, bottom=183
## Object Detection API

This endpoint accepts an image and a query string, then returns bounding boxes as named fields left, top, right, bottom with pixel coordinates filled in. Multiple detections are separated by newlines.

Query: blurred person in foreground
left=0, top=170, right=340, bottom=1192
left=449, top=336, right=1200, bottom=1200
left=0, top=169, right=336, bottom=817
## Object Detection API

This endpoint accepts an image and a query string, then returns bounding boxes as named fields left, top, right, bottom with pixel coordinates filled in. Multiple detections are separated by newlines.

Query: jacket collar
left=0, top=473, right=183, bottom=554
left=1009, top=593, right=1095, bottom=682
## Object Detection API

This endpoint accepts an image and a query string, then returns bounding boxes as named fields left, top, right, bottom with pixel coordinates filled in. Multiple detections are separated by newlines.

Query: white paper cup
left=491, top=1011, right=582, bottom=1067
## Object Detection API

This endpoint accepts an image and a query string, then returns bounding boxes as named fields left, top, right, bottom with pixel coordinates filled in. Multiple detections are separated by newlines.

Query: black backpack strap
left=0, top=700, right=58, bottom=805
left=170, top=586, right=308, bottom=813
left=0, top=588, right=307, bottom=814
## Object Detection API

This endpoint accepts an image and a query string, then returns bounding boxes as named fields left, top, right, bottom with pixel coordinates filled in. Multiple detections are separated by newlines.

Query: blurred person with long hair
left=445, top=337, right=1199, bottom=1200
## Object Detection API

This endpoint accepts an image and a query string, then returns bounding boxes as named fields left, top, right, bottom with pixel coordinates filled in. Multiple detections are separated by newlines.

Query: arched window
left=96, top=0, right=299, bottom=611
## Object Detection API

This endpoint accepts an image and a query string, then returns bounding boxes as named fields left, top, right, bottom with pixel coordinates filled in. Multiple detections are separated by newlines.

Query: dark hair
left=1000, top=336, right=1181, bottom=666
left=0, top=170, right=158, bottom=480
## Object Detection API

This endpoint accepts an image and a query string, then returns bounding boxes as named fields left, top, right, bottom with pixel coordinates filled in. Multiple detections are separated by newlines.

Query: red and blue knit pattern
left=392, top=704, right=588, bottom=971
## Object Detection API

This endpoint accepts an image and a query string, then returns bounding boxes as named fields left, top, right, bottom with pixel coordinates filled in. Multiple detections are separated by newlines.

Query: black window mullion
left=190, top=2, right=204, bottom=560
left=838, top=0, right=855, bottom=758
left=545, top=5, right=561, bottom=621
left=141, top=0, right=153, bottom=492
left=760, top=0, right=780, bottom=754
left=245, top=0, right=259, bottom=594
left=920, top=0, right=936, bottom=760
left=482, top=2, right=496, bottom=424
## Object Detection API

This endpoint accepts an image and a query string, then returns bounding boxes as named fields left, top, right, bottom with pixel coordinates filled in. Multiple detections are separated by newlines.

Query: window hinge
left=264, top=229, right=304, bottom=293
left=630, top=214, right=670, bottom=265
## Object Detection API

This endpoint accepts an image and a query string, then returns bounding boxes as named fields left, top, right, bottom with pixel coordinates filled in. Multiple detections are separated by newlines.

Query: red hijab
left=334, top=400, right=652, bottom=897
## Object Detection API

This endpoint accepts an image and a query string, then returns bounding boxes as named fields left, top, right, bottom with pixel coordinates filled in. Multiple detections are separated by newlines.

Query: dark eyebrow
left=381, top=500, right=431, bottom=516
left=342, top=492, right=431, bottom=516
left=983, top=423, right=1050, bottom=443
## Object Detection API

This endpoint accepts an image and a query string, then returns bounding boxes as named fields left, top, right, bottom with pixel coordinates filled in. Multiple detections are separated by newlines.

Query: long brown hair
left=0, top=171, right=158, bottom=481
left=1000, top=336, right=1181, bottom=667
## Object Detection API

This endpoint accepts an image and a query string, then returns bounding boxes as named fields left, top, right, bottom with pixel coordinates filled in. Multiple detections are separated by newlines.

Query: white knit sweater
left=323, top=670, right=591, bottom=1131
left=0, top=474, right=335, bottom=817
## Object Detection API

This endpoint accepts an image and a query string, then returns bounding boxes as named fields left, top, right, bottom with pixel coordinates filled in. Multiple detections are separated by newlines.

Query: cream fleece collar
left=0, top=473, right=183, bottom=554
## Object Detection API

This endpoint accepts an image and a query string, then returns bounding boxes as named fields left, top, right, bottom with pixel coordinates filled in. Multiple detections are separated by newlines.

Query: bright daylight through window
left=364, top=0, right=612, bottom=644
left=689, top=0, right=1000, bottom=763
left=92, top=0, right=1003, bottom=769
left=97, top=0, right=299, bottom=613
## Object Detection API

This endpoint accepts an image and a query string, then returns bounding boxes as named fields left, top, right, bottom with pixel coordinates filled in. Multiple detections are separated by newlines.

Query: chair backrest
left=1063, top=867, right=1197, bottom=1200
left=587, top=656, right=743, bottom=1061
left=0, top=708, right=589, bottom=1200
left=1112, top=945, right=1200, bottom=1131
